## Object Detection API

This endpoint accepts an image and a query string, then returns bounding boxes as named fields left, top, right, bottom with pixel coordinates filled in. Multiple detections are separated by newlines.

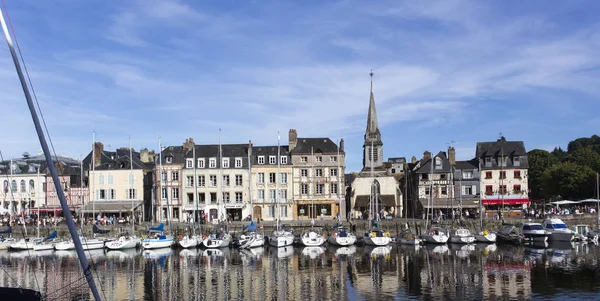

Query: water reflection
left=1, top=242, right=600, bottom=300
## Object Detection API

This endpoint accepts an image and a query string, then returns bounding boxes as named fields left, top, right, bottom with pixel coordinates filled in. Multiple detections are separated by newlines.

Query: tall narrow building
left=349, top=72, right=402, bottom=219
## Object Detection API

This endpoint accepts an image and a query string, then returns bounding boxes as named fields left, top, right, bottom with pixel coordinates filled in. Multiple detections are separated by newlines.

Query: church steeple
left=363, top=70, right=383, bottom=171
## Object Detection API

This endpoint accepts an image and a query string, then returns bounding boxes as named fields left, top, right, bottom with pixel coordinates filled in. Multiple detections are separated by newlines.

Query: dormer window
left=316, top=156, right=322, bottom=162
left=280, top=156, right=287, bottom=164
left=209, top=158, right=216, bottom=168
left=222, top=158, right=230, bottom=168
left=198, top=159, right=205, bottom=168
left=301, top=157, right=307, bottom=163
left=186, top=159, right=193, bottom=168
left=258, top=156, right=265, bottom=165
left=485, top=156, right=491, bottom=167
left=269, top=156, right=276, bottom=164
left=498, top=156, right=507, bottom=167
left=235, top=158, right=242, bottom=168
left=166, top=156, right=172, bottom=164
left=435, top=157, right=442, bottom=170
left=513, top=156, right=520, bottom=167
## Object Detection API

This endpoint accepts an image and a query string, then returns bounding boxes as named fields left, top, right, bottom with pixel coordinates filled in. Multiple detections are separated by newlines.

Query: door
left=253, top=206, right=262, bottom=221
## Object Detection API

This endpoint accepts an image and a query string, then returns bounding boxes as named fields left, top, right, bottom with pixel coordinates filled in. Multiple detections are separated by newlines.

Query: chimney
left=448, top=146, right=456, bottom=165
left=183, top=138, right=195, bottom=152
left=498, top=136, right=506, bottom=142
left=148, top=150, right=156, bottom=163
left=140, top=148, right=150, bottom=163
left=248, top=140, right=253, bottom=156
left=288, top=129, right=297, bottom=151
left=411, top=156, right=417, bottom=164
left=423, top=151, right=431, bottom=161
left=93, top=142, right=103, bottom=167
left=339, top=138, right=345, bottom=152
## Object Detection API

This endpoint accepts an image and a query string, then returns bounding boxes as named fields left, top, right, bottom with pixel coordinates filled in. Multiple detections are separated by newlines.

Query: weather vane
left=370, top=69, right=374, bottom=91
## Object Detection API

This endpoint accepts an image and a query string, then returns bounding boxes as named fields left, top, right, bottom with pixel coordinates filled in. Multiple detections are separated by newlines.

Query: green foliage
left=527, top=149, right=559, bottom=199
left=567, top=135, right=600, bottom=153
left=569, top=147, right=600, bottom=172
left=541, top=162, right=596, bottom=200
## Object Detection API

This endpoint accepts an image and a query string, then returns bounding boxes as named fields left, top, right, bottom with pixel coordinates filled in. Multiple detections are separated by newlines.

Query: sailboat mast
left=129, top=136, right=134, bottom=235
left=159, top=137, right=172, bottom=234
left=0, top=7, right=102, bottom=299
left=371, top=140, right=377, bottom=222
left=92, top=131, right=96, bottom=224
left=426, top=153, right=433, bottom=231
left=193, top=143, right=198, bottom=234
left=337, top=138, right=341, bottom=222
left=597, top=172, right=599, bottom=229
left=218, top=128, right=223, bottom=222
left=479, top=158, right=483, bottom=229
left=311, top=146, right=314, bottom=222
left=248, top=141, right=253, bottom=221
left=277, top=132, right=281, bottom=230
left=404, top=161, right=408, bottom=228
left=80, top=157, right=84, bottom=233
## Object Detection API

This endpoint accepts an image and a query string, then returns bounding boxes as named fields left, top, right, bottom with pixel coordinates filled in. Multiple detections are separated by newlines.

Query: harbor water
left=0, top=242, right=599, bottom=300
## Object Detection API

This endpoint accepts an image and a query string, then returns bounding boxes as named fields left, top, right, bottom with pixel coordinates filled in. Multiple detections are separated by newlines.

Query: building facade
left=412, top=151, right=453, bottom=217
left=289, top=129, right=345, bottom=220
left=477, top=136, right=529, bottom=216
left=250, top=141, right=293, bottom=221
left=44, top=162, right=87, bottom=210
left=453, top=159, right=481, bottom=210
left=0, top=159, right=46, bottom=216
left=157, top=141, right=186, bottom=223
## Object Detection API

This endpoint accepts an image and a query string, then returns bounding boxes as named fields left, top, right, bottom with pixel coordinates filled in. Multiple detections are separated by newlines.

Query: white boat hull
left=178, top=236, right=200, bottom=249
left=55, top=241, right=75, bottom=250
left=475, top=233, right=497, bottom=243
left=301, top=232, right=326, bottom=247
left=364, top=236, right=391, bottom=246
left=548, top=232, right=574, bottom=242
left=106, top=236, right=140, bottom=250
left=10, top=238, right=42, bottom=250
left=328, top=235, right=356, bottom=246
left=399, top=237, right=422, bottom=245
left=33, top=242, right=55, bottom=251
left=449, top=235, right=475, bottom=244
left=82, top=239, right=106, bottom=250
left=238, top=233, right=265, bottom=249
left=0, top=239, right=16, bottom=250
left=142, top=239, right=174, bottom=249
left=422, top=234, right=448, bottom=244
left=268, top=234, right=294, bottom=247
left=201, top=235, right=231, bottom=249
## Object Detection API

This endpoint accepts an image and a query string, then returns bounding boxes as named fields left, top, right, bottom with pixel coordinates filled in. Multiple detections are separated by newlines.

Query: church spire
left=366, top=70, right=379, bottom=136
left=363, top=70, right=383, bottom=171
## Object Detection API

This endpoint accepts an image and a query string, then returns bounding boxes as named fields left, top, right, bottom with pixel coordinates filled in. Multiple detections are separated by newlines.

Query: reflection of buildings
left=483, top=261, right=532, bottom=299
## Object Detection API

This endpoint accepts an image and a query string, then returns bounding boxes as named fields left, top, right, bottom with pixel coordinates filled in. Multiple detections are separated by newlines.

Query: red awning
left=33, top=208, right=64, bottom=212
left=482, top=199, right=530, bottom=205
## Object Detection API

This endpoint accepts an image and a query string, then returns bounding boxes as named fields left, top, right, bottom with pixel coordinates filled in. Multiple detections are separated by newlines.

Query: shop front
left=295, top=200, right=336, bottom=219
left=482, top=196, right=530, bottom=218
left=225, top=203, right=244, bottom=221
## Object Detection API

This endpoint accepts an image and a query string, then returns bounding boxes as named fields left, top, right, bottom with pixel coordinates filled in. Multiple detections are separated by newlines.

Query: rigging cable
left=0, top=2, right=107, bottom=300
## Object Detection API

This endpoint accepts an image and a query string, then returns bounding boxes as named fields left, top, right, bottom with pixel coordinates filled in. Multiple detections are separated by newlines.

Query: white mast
left=129, top=136, right=134, bottom=235
left=371, top=140, right=377, bottom=222
left=597, top=172, right=599, bottom=229
left=92, top=130, right=96, bottom=225
left=277, top=132, right=281, bottom=231
left=80, top=155, right=84, bottom=233
left=426, top=152, right=433, bottom=231
left=337, top=138, right=342, bottom=222
left=248, top=140, right=253, bottom=221
left=218, top=128, right=223, bottom=222
left=311, top=146, right=314, bottom=222
left=479, top=158, right=483, bottom=230
left=158, top=136, right=164, bottom=224
left=193, top=142, right=198, bottom=233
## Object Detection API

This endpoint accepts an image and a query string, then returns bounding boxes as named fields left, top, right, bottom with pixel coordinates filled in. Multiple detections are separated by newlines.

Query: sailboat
left=422, top=153, right=449, bottom=244
left=106, top=136, right=141, bottom=250
left=399, top=163, right=422, bottom=245
left=268, top=132, right=294, bottom=247
left=300, top=146, right=326, bottom=247
left=328, top=225, right=357, bottom=246
left=0, top=226, right=15, bottom=250
left=200, top=129, right=232, bottom=248
left=474, top=158, right=497, bottom=243
left=363, top=140, right=391, bottom=246
left=32, top=230, right=57, bottom=251
left=237, top=221, right=265, bottom=248
left=178, top=144, right=200, bottom=249
left=1, top=6, right=102, bottom=298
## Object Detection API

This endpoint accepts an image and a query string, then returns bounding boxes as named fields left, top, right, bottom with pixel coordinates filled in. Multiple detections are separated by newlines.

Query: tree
left=551, top=147, right=569, bottom=162
left=569, top=147, right=600, bottom=172
left=527, top=149, right=559, bottom=199
left=567, top=135, right=600, bottom=153
left=541, top=162, right=596, bottom=200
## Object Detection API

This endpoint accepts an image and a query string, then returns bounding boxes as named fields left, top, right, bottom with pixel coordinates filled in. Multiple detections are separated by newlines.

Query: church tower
left=363, top=71, right=384, bottom=171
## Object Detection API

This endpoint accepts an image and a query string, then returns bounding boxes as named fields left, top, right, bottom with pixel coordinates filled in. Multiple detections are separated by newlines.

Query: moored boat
left=496, top=225, right=523, bottom=245
left=142, top=223, right=174, bottom=249
left=543, top=218, right=574, bottom=242
left=475, top=230, right=497, bottom=243
left=522, top=222, right=549, bottom=243
left=398, top=228, right=422, bottom=245
left=449, top=228, right=475, bottom=244
left=328, top=226, right=357, bottom=246
left=422, top=227, right=449, bottom=244
left=201, top=224, right=232, bottom=248
left=300, top=227, right=326, bottom=246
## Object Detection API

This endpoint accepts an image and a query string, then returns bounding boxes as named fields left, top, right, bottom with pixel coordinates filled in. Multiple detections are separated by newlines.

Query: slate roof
left=83, top=148, right=151, bottom=171
left=161, top=145, right=186, bottom=164
left=251, top=145, right=291, bottom=166
left=454, top=159, right=478, bottom=170
left=291, top=138, right=342, bottom=155
left=476, top=137, right=529, bottom=169
left=388, top=157, right=406, bottom=164
left=0, top=155, right=81, bottom=176
left=414, top=151, right=452, bottom=174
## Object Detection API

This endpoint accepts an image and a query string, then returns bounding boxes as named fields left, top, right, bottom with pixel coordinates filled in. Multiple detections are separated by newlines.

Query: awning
left=418, top=198, right=480, bottom=209
left=33, top=208, right=64, bottom=212
left=81, top=200, right=144, bottom=213
left=482, top=199, right=529, bottom=205
left=354, top=195, right=396, bottom=208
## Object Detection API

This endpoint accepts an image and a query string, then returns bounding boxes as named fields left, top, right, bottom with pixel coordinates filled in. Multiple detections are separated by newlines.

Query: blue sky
left=0, top=0, right=599, bottom=171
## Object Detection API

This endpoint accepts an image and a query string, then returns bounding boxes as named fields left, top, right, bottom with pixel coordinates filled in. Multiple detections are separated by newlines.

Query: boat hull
left=301, top=232, right=326, bottom=247
left=422, top=234, right=448, bottom=244
left=106, top=237, right=140, bottom=250
left=328, top=235, right=357, bottom=246
left=33, top=243, right=55, bottom=251
left=0, top=239, right=16, bottom=250
left=364, top=236, right=391, bottom=246
left=82, top=240, right=106, bottom=250
left=548, top=232, right=574, bottom=242
left=523, top=233, right=548, bottom=243
left=449, top=235, right=475, bottom=244
left=268, top=235, right=294, bottom=247
left=399, top=237, right=422, bottom=245
left=201, top=235, right=231, bottom=249
left=475, top=233, right=497, bottom=243
left=238, top=233, right=265, bottom=249
left=10, top=238, right=42, bottom=250
left=142, top=239, right=173, bottom=249
left=177, top=236, right=200, bottom=249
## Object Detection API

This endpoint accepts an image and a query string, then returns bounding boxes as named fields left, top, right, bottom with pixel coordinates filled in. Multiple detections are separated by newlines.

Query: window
left=499, top=171, right=507, bottom=179
left=223, top=175, right=230, bottom=186
left=187, top=193, right=194, bottom=204
left=462, top=171, right=473, bottom=179
left=99, top=189, right=106, bottom=200
left=485, top=171, right=492, bottom=179
left=235, top=175, right=243, bottom=186
left=391, top=168, right=396, bottom=174
left=269, top=190, right=276, bottom=202
left=166, top=156, right=173, bottom=164
left=3, top=180, right=7, bottom=191
left=10, top=180, right=16, bottom=192
left=369, top=147, right=378, bottom=162
left=129, top=174, right=134, bottom=185
left=186, top=159, right=193, bottom=168
left=316, top=156, right=322, bottom=162
left=127, top=188, right=137, bottom=199
left=463, top=186, right=473, bottom=195
left=172, top=172, right=179, bottom=181
left=301, top=169, right=308, bottom=177
left=280, top=156, right=287, bottom=164
left=499, top=156, right=507, bottom=167
left=316, top=184, right=324, bottom=194
left=268, top=206, right=275, bottom=218
left=421, top=174, right=428, bottom=180
left=223, top=192, right=230, bottom=203
left=29, top=180, right=34, bottom=191
left=161, top=172, right=166, bottom=183
left=110, top=189, right=115, bottom=200
left=198, top=159, right=205, bottom=168
left=514, top=171, right=521, bottom=179
left=425, top=186, right=430, bottom=195
left=513, top=156, right=520, bottom=167
left=330, top=156, right=337, bottom=162
left=209, top=175, right=217, bottom=187
left=301, top=157, right=308, bottom=163
left=235, top=192, right=243, bottom=203
left=99, top=175, right=104, bottom=185
left=331, top=183, right=338, bottom=194
left=485, top=156, right=491, bottom=166
left=441, top=186, right=447, bottom=195
left=499, top=185, right=507, bottom=194
left=269, top=156, right=276, bottom=164
left=258, top=189, right=265, bottom=202
left=301, top=184, right=308, bottom=195
left=20, top=180, right=25, bottom=193
left=485, top=185, right=493, bottom=195
left=210, top=192, right=217, bottom=204
left=440, top=174, right=447, bottom=180
left=222, top=158, right=229, bottom=168
left=258, top=173, right=265, bottom=184
left=269, top=173, right=276, bottom=184
left=435, top=158, right=442, bottom=170
left=209, top=158, right=216, bottom=168
left=235, top=158, right=242, bottom=168
left=161, top=188, right=167, bottom=199
left=198, top=175, right=205, bottom=187
left=258, top=156, right=265, bottom=165
left=316, top=169, right=322, bottom=177
left=187, top=176, right=194, bottom=187
left=198, top=193, right=205, bottom=204
left=108, top=174, right=114, bottom=184
left=330, top=168, right=338, bottom=177
left=280, top=190, right=287, bottom=201
left=280, top=173, right=287, bottom=184
left=513, top=185, right=522, bottom=194
left=280, top=206, right=288, bottom=217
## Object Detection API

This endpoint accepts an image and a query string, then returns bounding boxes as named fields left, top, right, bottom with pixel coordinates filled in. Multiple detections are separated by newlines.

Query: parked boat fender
left=385, top=232, right=391, bottom=237
left=333, top=232, right=338, bottom=238
left=178, top=235, right=183, bottom=241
